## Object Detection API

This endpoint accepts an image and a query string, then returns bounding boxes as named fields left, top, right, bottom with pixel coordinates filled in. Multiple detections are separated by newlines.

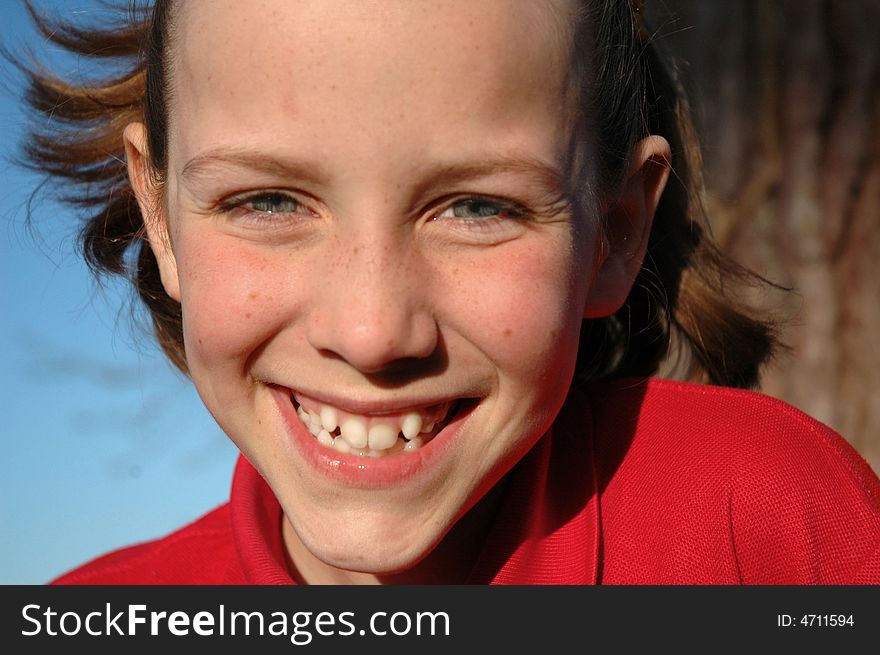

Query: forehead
left=169, top=0, right=575, bottom=171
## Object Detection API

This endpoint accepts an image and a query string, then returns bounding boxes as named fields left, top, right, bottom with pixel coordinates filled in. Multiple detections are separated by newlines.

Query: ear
left=583, top=135, right=671, bottom=318
left=123, top=122, right=180, bottom=302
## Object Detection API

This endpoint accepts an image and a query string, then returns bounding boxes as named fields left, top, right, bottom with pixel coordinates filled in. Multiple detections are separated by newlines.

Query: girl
left=21, top=0, right=880, bottom=584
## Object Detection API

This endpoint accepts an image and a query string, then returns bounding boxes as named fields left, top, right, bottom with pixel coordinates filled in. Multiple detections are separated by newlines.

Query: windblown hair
left=16, top=0, right=778, bottom=388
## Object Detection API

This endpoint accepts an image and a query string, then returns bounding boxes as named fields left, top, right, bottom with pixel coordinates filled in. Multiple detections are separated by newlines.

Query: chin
left=319, top=546, right=429, bottom=576
left=289, top=505, right=449, bottom=577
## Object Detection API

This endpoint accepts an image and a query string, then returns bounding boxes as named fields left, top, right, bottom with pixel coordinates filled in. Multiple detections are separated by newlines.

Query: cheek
left=173, top=232, right=304, bottom=369
left=438, top=236, right=589, bottom=378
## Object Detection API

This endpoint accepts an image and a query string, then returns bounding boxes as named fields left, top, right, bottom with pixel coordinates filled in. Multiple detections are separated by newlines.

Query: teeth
left=368, top=423, right=398, bottom=450
left=339, top=417, right=368, bottom=449
left=320, top=406, right=338, bottom=432
left=293, top=396, right=457, bottom=458
left=401, top=412, right=423, bottom=439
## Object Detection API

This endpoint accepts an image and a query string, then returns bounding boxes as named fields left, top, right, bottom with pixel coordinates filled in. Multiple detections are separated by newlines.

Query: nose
left=306, top=232, right=438, bottom=374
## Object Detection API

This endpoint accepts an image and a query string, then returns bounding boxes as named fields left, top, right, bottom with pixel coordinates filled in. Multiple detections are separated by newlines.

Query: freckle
left=248, top=291, right=259, bottom=300
left=503, top=328, right=513, bottom=337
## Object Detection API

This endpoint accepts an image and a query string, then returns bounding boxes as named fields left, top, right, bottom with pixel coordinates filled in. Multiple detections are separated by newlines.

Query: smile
left=290, top=391, right=458, bottom=458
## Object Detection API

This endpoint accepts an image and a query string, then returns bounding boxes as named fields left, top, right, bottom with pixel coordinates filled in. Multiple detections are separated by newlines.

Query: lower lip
left=270, top=386, right=474, bottom=488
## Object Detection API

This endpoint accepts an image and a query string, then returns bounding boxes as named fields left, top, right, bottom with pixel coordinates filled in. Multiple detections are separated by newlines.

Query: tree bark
left=649, top=0, right=880, bottom=472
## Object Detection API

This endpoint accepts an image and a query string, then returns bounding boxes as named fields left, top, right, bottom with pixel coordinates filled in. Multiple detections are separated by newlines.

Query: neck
left=282, top=481, right=507, bottom=585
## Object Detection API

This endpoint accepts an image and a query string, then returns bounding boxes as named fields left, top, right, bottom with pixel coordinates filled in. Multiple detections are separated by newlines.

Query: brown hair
left=16, top=0, right=778, bottom=388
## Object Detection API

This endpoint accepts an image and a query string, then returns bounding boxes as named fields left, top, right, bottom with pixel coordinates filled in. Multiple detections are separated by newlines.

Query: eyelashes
left=217, top=191, right=312, bottom=222
left=433, top=197, right=530, bottom=221
left=238, top=193, right=304, bottom=215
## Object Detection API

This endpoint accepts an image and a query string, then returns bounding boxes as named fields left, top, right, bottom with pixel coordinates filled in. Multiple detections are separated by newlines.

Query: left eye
left=436, top=198, right=526, bottom=220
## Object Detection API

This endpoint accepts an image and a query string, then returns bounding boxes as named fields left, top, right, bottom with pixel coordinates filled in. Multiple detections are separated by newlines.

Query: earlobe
left=123, top=122, right=180, bottom=302
left=583, top=135, right=671, bottom=318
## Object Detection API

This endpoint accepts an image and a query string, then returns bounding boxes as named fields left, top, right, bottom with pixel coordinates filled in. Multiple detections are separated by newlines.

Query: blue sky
left=0, top=1, right=238, bottom=584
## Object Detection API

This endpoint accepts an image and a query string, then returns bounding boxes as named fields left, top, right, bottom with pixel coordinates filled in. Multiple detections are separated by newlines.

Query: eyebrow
left=180, top=147, right=569, bottom=196
left=412, top=155, right=569, bottom=198
left=180, top=148, right=330, bottom=186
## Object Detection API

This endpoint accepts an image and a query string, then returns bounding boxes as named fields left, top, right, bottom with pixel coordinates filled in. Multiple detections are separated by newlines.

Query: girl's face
left=133, top=0, right=622, bottom=581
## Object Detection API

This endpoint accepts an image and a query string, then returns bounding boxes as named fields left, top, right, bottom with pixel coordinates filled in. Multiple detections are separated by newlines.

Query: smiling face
left=129, top=0, right=611, bottom=583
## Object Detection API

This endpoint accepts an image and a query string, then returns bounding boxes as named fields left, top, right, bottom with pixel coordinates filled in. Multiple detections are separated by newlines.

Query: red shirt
left=52, top=378, right=880, bottom=584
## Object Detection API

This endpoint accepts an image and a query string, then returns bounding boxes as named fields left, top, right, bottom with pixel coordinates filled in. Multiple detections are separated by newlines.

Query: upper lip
left=272, top=383, right=469, bottom=416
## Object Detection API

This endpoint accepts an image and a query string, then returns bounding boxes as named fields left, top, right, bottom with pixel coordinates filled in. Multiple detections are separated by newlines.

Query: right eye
left=229, top=192, right=306, bottom=215
left=217, top=191, right=319, bottom=233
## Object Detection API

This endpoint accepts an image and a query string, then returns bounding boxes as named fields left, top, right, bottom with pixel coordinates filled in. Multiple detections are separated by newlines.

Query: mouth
left=289, top=390, right=462, bottom=458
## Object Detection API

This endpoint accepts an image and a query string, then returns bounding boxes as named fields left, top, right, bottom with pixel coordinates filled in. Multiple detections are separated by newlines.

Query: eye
left=216, top=191, right=318, bottom=233
left=231, top=192, right=305, bottom=214
left=435, top=197, right=528, bottom=221
left=428, top=196, right=535, bottom=245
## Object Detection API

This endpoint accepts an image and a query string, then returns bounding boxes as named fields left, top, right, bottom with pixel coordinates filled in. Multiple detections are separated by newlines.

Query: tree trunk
left=648, top=0, right=880, bottom=472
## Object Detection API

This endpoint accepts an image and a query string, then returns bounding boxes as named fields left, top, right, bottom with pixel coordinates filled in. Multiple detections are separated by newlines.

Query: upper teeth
left=320, top=406, right=338, bottom=432
left=293, top=394, right=451, bottom=456
left=339, top=417, right=368, bottom=448
left=401, top=413, right=422, bottom=439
